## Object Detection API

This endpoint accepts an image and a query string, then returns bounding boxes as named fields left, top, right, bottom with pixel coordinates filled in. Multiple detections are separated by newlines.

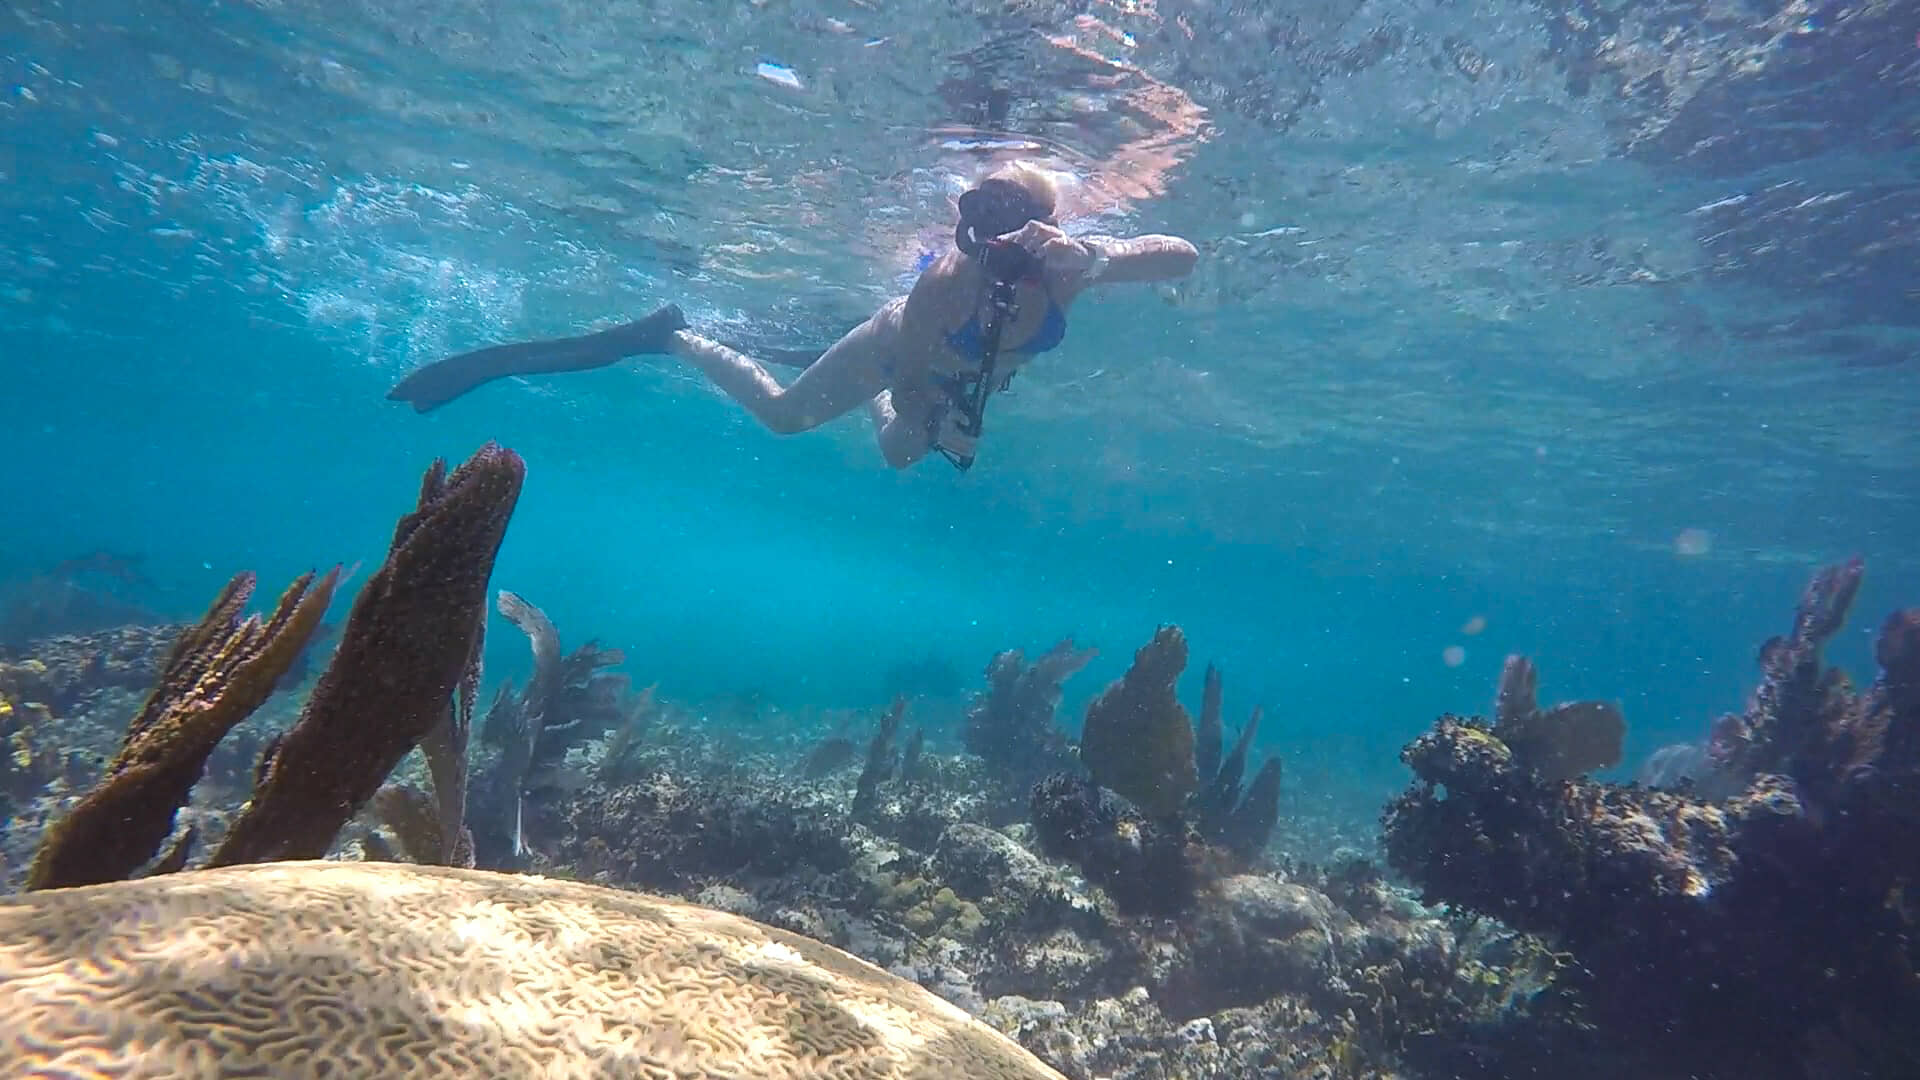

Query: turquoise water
left=5, top=1, right=1916, bottom=828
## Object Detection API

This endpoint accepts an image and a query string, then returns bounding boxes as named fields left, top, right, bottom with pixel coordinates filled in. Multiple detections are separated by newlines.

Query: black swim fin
left=387, top=304, right=688, bottom=413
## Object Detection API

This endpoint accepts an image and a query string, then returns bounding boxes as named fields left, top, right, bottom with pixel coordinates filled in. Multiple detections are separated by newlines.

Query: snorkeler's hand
left=1004, top=220, right=1096, bottom=276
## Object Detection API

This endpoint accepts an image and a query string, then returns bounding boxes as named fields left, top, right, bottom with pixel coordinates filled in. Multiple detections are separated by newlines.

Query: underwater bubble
left=1442, top=645, right=1467, bottom=667
left=1460, top=614, right=1486, bottom=636
left=1674, top=527, right=1713, bottom=557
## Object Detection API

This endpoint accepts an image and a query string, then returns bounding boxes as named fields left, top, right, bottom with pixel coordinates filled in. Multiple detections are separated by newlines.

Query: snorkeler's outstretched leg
left=712, top=320, right=864, bottom=370
left=387, top=304, right=688, bottom=413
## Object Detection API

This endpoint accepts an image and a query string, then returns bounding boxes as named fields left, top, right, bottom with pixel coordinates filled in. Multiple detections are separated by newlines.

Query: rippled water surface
left=5, top=1, right=1916, bottom=792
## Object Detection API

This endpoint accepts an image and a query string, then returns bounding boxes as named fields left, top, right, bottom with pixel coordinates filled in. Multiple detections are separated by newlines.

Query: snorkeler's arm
left=1079, top=234, right=1198, bottom=286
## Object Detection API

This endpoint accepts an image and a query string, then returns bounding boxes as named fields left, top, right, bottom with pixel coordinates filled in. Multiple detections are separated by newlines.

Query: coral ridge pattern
left=0, top=860, right=1067, bottom=1080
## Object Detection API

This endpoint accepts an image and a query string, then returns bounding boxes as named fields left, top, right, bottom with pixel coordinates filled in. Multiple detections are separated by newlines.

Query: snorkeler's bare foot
left=387, top=304, right=689, bottom=413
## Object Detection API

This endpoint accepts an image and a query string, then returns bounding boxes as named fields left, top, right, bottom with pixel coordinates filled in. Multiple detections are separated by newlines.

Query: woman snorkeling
left=388, top=162, right=1199, bottom=470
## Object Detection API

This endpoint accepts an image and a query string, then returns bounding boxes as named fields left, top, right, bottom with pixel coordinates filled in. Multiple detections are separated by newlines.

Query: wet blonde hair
left=984, top=161, right=1060, bottom=221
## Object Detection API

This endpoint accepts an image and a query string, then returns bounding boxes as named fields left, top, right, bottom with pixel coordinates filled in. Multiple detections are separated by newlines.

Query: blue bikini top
left=944, top=293, right=1068, bottom=359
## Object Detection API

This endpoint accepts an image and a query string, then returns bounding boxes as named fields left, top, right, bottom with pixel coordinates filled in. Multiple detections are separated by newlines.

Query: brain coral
left=0, top=861, right=1066, bottom=1080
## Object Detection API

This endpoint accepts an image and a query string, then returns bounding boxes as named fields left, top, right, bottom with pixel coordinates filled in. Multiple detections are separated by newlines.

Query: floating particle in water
left=1460, top=614, right=1487, bottom=636
left=1442, top=645, right=1467, bottom=668
left=756, top=62, right=803, bottom=91
left=1674, top=527, right=1713, bottom=557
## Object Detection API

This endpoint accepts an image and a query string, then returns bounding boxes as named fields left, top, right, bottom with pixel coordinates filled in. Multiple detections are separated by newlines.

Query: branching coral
left=372, top=628, right=484, bottom=867
left=1077, top=626, right=1283, bottom=859
left=1030, top=626, right=1285, bottom=914
left=963, top=639, right=1095, bottom=788
left=1382, top=559, right=1920, bottom=1079
left=470, top=589, right=652, bottom=867
left=853, top=697, right=906, bottom=821
left=26, top=569, right=339, bottom=890
left=0, top=860, right=1067, bottom=1079
left=0, top=623, right=259, bottom=816
left=1490, top=655, right=1624, bottom=783
left=1190, top=664, right=1284, bottom=861
left=1702, top=557, right=1882, bottom=799
left=210, top=443, right=523, bottom=866
left=22, top=442, right=524, bottom=890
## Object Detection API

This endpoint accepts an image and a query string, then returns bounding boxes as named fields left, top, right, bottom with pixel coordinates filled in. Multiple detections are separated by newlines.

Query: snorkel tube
left=937, top=179, right=1051, bottom=471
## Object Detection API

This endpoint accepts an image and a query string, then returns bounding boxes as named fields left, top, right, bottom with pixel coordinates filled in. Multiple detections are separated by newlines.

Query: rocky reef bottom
left=532, top=737, right=1585, bottom=1079
left=15, top=549, right=1913, bottom=1078
left=4, top=649, right=1585, bottom=1079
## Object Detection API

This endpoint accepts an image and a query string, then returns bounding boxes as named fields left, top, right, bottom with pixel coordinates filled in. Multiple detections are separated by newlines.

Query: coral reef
left=529, top=626, right=1533, bottom=1079
left=5, top=467, right=1593, bottom=1080
left=853, top=697, right=907, bottom=822
left=469, top=589, right=655, bottom=867
left=1189, top=663, right=1285, bottom=861
left=371, top=642, right=479, bottom=872
left=0, top=698, right=63, bottom=808
left=0, top=860, right=1067, bottom=1080
left=211, top=443, right=524, bottom=866
left=962, top=638, right=1095, bottom=798
left=1383, top=559, right=1920, bottom=1079
left=558, top=757, right=857, bottom=895
left=1030, top=772, right=1199, bottom=916
left=1702, top=558, right=1870, bottom=791
left=1, top=624, right=208, bottom=877
left=26, top=569, right=339, bottom=890
left=1080, top=626, right=1197, bottom=817
left=1489, top=654, right=1624, bottom=782
left=0, top=624, right=290, bottom=838
left=1026, top=624, right=1286, bottom=915
left=14, top=442, right=524, bottom=893
left=0, top=625, right=177, bottom=715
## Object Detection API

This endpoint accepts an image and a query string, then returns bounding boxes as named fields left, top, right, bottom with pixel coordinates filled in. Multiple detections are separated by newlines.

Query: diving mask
left=954, top=178, right=1053, bottom=257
